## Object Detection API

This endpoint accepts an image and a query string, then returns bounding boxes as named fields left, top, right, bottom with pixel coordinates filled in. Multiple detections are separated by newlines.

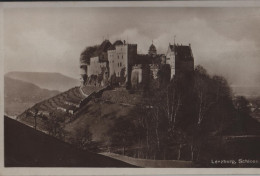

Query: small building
left=68, top=110, right=74, bottom=115
left=38, top=110, right=49, bottom=117
left=57, top=107, right=66, bottom=112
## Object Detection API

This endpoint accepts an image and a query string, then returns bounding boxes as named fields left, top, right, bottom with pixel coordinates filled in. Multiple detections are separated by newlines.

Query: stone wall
left=87, top=56, right=106, bottom=76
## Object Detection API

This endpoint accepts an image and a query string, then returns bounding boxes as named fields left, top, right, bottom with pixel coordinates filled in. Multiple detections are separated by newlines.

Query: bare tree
left=33, top=109, right=39, bottom=130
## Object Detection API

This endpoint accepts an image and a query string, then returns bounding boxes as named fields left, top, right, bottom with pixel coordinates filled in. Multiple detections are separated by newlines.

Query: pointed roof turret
left=148, top=41, right=157, bottom=56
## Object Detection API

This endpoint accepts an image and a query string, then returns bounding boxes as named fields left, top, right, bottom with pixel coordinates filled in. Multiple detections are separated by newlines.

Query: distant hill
left=4, top=116, right=136, bottom=167
left=4, top=76, right=60, bottom=116
left=5, top=71, right=80, bottom=92
left=231, top=85, right=260, bottom=98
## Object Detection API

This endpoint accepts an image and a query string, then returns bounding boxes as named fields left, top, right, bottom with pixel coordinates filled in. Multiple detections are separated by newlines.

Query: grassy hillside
left=4, top=77, right=60, bottom=116
left=64, top=88, right=142, bottom=142
left=4, top=116, right=136, bottom=167
left=65, top=99, right=135, bottom=142
left=17, top=86, right=87, bottom=131
left=5, top=71, right=80, bottom=92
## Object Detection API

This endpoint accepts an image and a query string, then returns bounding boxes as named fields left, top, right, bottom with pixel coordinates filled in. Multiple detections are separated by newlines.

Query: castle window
left=120, top=63, right=122, bottom=67
left=122, top=55, right=123, bottom=59
left=118, top=55, right=119, bottom=59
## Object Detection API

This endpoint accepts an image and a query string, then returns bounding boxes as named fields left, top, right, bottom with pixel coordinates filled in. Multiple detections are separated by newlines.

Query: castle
left=80, top=39, right=194, bottom=88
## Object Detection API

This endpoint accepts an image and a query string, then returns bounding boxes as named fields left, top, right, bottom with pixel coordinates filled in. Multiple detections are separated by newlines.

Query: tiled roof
left=97, top=40, right=112, bottom=54
left=113, top=40, right=123, bottom=46
left=107, top=45, right=116, bottom=51
left=149, top=43, right=157, bottom=51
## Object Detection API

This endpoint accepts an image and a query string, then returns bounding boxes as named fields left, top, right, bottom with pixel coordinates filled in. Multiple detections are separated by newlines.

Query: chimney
left=124, top=40, right=126, bottom=45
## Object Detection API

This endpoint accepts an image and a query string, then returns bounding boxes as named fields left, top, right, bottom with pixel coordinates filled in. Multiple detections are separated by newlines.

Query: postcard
left=1, top=1, right=260, bottom=175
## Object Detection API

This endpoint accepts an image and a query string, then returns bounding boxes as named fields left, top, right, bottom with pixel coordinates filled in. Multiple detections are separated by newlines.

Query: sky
left=4, top=7, right=260, bottom=86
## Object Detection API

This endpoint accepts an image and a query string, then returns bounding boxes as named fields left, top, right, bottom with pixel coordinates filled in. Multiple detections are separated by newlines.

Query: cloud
left=4, top=7, right=260, bottom=86
left=5, top=29, right=81, bottom=78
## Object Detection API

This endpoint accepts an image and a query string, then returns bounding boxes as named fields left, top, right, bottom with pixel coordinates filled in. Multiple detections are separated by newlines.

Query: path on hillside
left=100, top=152, right=193, bottom=168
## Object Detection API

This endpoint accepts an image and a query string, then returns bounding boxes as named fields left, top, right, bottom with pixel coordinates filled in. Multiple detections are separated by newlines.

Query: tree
left=109, top=72, right=117, bottom=87
left=193, top=66, right=215, bottom=126
left=44, top=111, right=66, bottom=139
left=235, top=96, right=250, bottom=115
left=33, top=108, right=39, bottom=130
left=120, top=67, right=126, bottom=85
left=108, top=118, right=136, bottom=155
left=158, top=64, right=171, bottom=88
left=74, top=125, right=93, bottom=150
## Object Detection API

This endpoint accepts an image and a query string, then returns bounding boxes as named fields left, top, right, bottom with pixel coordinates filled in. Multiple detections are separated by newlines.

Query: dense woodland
left=106, top=65, right=260, bottom=164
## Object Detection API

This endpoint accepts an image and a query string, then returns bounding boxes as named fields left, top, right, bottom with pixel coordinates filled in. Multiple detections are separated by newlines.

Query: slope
left=4, top=116, right=136, bottom=167
left=4, top=76, right=60, bottom=116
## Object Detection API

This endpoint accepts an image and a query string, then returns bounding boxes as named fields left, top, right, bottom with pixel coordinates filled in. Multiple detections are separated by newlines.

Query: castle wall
left=108, top=45, right=128, bottom=77
left=131, top=66, right=142, bottom=87
left=176, top=60, right=194, bottom=74
left=87, top=56, right=106, bottom=76
left=166, top=48, right=175, bottom=79
left=81, top=40, right=194, bottom=88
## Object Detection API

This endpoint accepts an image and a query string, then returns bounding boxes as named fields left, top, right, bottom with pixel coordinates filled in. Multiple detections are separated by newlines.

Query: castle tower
left=148, top=41, right=157, bottom=57
left=166, top=43, right=194, bottom=79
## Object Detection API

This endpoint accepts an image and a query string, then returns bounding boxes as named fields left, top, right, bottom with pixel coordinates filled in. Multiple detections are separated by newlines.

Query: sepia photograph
left=1, top=1, right=260, bottom=174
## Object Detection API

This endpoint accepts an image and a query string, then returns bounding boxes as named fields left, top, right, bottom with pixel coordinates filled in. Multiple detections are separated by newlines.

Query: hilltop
left=17, top=85, right=141, bottom=142
left=5, top=71, right=80, bottom=92
left=65, top=87, right=143, bottom=141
